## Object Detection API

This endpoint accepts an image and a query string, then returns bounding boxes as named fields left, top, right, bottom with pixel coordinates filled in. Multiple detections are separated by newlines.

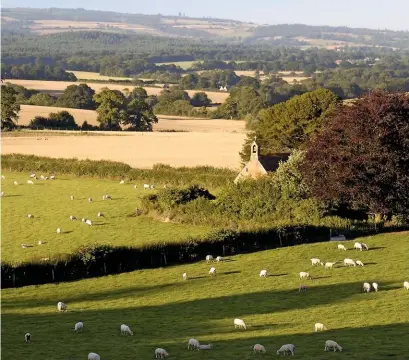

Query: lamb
left=1, top=192, right=4, bottom=197
left=150, top=185, right=155, bottom=189
left=233, top=318, right=246, bottom=329
left=253, top=344, right=266, bottom=353
left=155, top=348, right=169, bottom=358
left=354, top=242, right=363, bottom=251
left=40, top=175, right=45, bottom=180
left=74, top=322, right=83, bottom=332
left=299, top=271, right=311, bottom=280
left=13, top=181, right=18, bottom=185
left=45, top=177, right=49, bottom=180
left=311, top=258, right=323, bottom=266
left=56, top=228, right=62, bottom=234
left=27, top=180, right=34, bottom=184
left=134, top=185, right=138, bottom=189
left=337, top=244, right=347, bottom=251
left=88, top=353, right=100, bottom=360
left=216, top=256, right=223, bottom=262
left=1, top=175, right=5, bottom=179
left=315, top=322, right=327, bottom=332
left=120, top=324, right=134, bottom=335
left=97, top=212, right=103, bottom=217
left=209, top=267, right=216, bottom=275
left=404, top=281, right=409, bottom=290
left=38, top=241, right=44, bottom=245
left=188, top=338, right=200, bottom=350
left=299, top=285, right=308, bottom=292
left=363, top=282, right=371, bottom=293
left=30, top=173, right=36, bottom=178
left=182, top=273, right=188, bottom=280
left=50, top=175, right=55, bottom=180
left=70, top=215, right=77, bottom=221
left=25, top=333, right=31, bottom=343
left=143, top=184, right=150, bottom=190
left=259, top=269, right=268, bottom=278
left=119, top=180, right=125, bottom=184
left=86, top=219, right=93, bottom=226
left=344, top=258, right=356, bottom=267
left=70, top=195, right=74, bottom=200
left=356, top=260, right=364, bottom=267
left=361, top=242, right=369, bottom=250
left=206, top=255, right=214, bottom=262
left=276, top=344, right=295, bottom=356
left=198, top=344, right=212, bottom=350
left=324, top=340, right=342, bottom=352
left=82, top=218, right=86, bottom=223
left=88, top=197, right=93, bottom=202
left=27, top=214, right=34, bottom=219
left=103, top=194, right=111, bottom=200
left=324, top=262, right=336, bottom=269
left=57, top=301, right=67, bottom=312
left=21, top=244, right=29, bottom=249
left=372, top=282, right=379, bottom=292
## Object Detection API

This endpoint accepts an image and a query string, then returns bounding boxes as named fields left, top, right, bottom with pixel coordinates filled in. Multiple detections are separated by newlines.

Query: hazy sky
left=3, top=0, right=409, bottom=31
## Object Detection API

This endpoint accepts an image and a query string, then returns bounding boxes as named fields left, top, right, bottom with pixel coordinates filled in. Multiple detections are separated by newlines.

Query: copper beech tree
left=302, top=90, right=409, bottom=216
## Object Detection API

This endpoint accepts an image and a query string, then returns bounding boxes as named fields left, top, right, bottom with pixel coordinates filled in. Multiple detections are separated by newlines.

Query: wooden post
left=163, top=252, right=167, bottom=266
left=103, top=262, right=107, bottom=274
left=12, top=272, right=16, bottom=287
left=51, top=267, right=55, bottom=281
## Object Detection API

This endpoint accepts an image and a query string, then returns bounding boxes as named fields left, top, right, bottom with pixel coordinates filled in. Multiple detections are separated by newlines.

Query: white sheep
left=182, top=273, right=188, bottom=280
left=299, top=285, right=308, bottom=292
left=74, top=322, right=83, bottom=332
left=38, top=241, right=44, bottom=245
left=27, top=214, right=34, bottom=219
left=120, top=324, right=133, bottom=335
left=324, top=262, right=336, bottom=269
left=70, top=215, right=77, bottom=221
left=344, top=258, right=356, bottom=267
left=27, top=180, right=34, bottom=184
left=134, top=185, right=138, bottom=189
left=324, top=340, right=342, bottom=352
left=30, top=173, right=36, bottom=178
left=24, top=332, right=31, bottom=343
left=299, top=271, right=311, bottom=280
left=150, top=185, right=155, bottom=189
left=276, top=344, right=295, bottom=356
left=155, top=348, right=169, bottom=358
left=311, top=258, right=323, bottom=266
left=315, top=322, right=327, bottom=332
left=45, top=177, right=49, bottom=180
left=1, top=175, right=5, bottom=179
left=56, top=228, right=62, bottom=234
left=233, top=318, right=246, bottom=329
left=363, top=282, right=371, bottom=293
left=88, top=197, right=93, bottom=202
left=97, top=212, right=103, bottom=217
left=82, top=218, right=86, bottom=223
left=198, top=344, right=212, bottom=350
left=103, top=194, right=111, bottom=200
left=404, top=281, right=409, bottom=290
left=88, top=353, right=100, bottom=360
left=188, top=338, right=200, bottom=350
left=354, top=242, right=363, bottom=251
left=1, top=192, right=4, bottom=197
left=209, top=267, right=216, bottom=275
left=216, top=256, right=223, bottom=262
left=206, top=255, right=214, bottom=262
left=143, top=184, right=150, bottom=190
left=13, top=181, right=18, bottom=185
left=119, top=180, right=125, bottom=184
left=21, top=244, right=29, bottom=249
left=70, top=195, right=74, bottom=200
left=259, top=269, right=268, bottom=278
left=57, top=301, right=67, bottom=312
left=337, top=244, right=347, bottom=251
left=361, top=242, right=369, bottom=250
left=86, top=219, right=93, bottom=226
left=356, top=260, right=364, bottom=267
left=50, top=175, right=55, bottom=180
left=253, top=344, right=266, bottom=353
left=372, top=282, right=379, bottom=292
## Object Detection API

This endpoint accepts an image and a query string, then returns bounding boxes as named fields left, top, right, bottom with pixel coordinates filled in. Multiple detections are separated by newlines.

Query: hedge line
left=1, top=225, right=390, bottom=288
left=1, top=154, right=236, bottom=187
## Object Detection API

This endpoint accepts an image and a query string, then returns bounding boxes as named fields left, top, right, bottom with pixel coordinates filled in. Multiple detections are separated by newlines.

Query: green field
left=2, top=232, right=409, bottom=359
left=1, top=172, right=209, bottom=264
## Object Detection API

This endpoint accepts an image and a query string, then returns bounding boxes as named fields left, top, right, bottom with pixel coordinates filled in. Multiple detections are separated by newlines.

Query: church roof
left=258, top=153, right=290, bottom=172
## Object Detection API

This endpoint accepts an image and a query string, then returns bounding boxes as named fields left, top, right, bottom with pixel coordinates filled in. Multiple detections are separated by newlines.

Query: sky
left=2, top=0, right=409, bottom=31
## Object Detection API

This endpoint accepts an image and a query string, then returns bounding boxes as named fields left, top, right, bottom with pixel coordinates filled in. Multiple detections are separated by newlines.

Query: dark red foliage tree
left=302, top=90, right=409, bottom=216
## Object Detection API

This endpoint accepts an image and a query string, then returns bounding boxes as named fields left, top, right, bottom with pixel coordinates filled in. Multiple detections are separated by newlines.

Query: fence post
left=12, top=272, right=16, bottom=287
left=51, top=267, right=55, bottom=281
left=103, top=262, right=107, bottom=274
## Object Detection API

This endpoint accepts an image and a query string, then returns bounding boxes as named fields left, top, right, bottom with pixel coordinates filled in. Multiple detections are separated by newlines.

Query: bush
left=30, top=111, right=78, bottom=130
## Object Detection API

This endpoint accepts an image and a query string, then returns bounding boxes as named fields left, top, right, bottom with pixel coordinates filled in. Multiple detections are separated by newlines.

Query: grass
left=1, top=172, right=210, bottom=264
left=2, top=232, right=409, bottom=359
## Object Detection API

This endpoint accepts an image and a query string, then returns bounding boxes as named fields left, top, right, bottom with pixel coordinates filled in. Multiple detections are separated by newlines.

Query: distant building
left=234, top=138, right=289, bottom=184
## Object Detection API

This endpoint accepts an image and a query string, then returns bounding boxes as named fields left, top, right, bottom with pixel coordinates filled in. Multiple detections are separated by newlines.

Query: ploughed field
left=2, top=232, right=409, bottom=359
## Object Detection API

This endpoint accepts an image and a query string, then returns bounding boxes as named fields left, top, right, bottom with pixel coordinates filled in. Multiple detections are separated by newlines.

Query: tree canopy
left=1, top=85, right=20, bottom=130
left=55, top=83, right=96, bottom=109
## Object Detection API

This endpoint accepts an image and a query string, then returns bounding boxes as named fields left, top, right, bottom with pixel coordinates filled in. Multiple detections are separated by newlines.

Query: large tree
left=93, top=88, right=128, bottom=130
left=1, top=85, right=20, bottom=130
left=56, top=83, right=96, bottom=109
left=302, top=90, right=409, bottom=216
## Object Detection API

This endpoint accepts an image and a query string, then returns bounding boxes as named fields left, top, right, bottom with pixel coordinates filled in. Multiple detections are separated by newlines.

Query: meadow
left=2, top=232, right=408, bottom=359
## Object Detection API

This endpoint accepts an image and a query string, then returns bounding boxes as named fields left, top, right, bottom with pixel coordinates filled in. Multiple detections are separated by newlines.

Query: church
left=234, top=138, right=289, bottom=184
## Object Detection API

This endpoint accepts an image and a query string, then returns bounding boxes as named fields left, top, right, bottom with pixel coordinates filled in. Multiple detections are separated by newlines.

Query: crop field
left=67, top=71, right=133, bottom=81
left=0, top=172, right=210, bottom=264
left=155, top=61, right=196, bottom=70
left=2, top=231, right=409, bottom=359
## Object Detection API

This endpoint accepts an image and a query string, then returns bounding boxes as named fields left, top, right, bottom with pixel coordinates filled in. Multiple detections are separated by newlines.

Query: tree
left=93, top=88, right=127, bottom=130
left=30, top=111, right=78, bottom=129
left=125, top=95, right=158, bottom=131
left=190, top=92, right=211, bottom=107
left=179, top=74, right=199, bottom=89
left=302, top=90, right=409, bottom=216
left=55, top=83, right=96, bottom=109
left=27, top=93, right=56, bottom=106
left=1, top=85, right=20, bottom=130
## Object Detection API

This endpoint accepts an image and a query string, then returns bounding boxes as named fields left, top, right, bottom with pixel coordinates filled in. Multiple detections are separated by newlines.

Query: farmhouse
left=234, top=138, right=288, bottom=184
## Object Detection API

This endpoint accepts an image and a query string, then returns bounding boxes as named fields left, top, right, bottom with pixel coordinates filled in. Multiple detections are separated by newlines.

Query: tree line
left=1, top=63, right=77, bottom=81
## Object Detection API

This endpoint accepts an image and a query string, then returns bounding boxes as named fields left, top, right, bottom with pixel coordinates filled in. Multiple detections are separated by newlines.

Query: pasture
left=2, top=232, right=409, bottom=359
left=1, top=172, right=210, bottom=264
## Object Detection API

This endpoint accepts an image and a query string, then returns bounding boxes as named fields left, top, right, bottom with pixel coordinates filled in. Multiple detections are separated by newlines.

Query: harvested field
left=7, top=80, right=229, bottom=103
left=155, top=61, right=196, bottom=70
left=67, top=71, right=133, bottom=81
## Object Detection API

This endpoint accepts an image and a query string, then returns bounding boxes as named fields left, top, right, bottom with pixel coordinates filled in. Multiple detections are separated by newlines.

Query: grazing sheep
left=188, top=338, right=200, bottom=350
left=97, top=212, right=103, bottom=217
left=315, top=322, right=327, bottom=332
left=86, top=219, right=92, bottom=226
left=325, top=340, right=342, bottom=352
left=70, top=195, right=74, bottom=200
left=209, top=267, right=216, bottom=275
left=216, top=256, right=223, bottom=262
left=361, top=242, right=369, bottom=250
left=88, top=197, right=92, bottom=202
left=74, top=322, right=83, bottom=332
left=44, top=177, right=49, bottom=180
left=150, top=185, right=155, bottom=189
left=25, top=333, right=31, bottom=343
left=155, top=348, right=169, bottom=358
left=276, top=344, right=295, bottom=356
left=41, top=258, right=49, bottom=261
left=337, top=244, right=347, bottom=251
left=56, top=228, right=61, bottom=234
left=206, top=255, right=214, bottom=262
left=88, top=353, right=100, bottom=360
left=27, top=214, right=34, bottom=219
left=299, top=271, right=311, bottom=280
left=404, top=281, right=409, bottom=290
left=344, top=258, right=356, bottom=267
left=27, top=180, right=34, bottom=184
left=233, top=318, right=246, bottom=329
left=57, top=302, right=67, bottom=312
left=354, top=242, right=363, bottom=251
left=356, top=260, right=364, bottom=267
left=40, top=175, right=45, bottom=180
left=143, top=184, right=150, bottom=190
left=1, top=175, right=5, bottom=179
left=70, top=215, right=77, bottom=221
left=81, top=218, right=86, bottom=223
left=134, top=185, right=138, bottom=189
left=324, top=262, right=336, bottom=269
left=120, top=324, right=134, bottom=335
left=1, top=191, right=4, bottom=197
left=259, top=269, right=268, bottom=278
left=253, top=344, right=266, bottom=353
left=363, top=282, right=371, bottom=293
left=182, top=273, right=188, bottom=280
left=103, top=194, right=112, bottom=200
left=38, top=241, right=44, bottom=245
left=21, top=244, right=29, bottom=249
left=198, top=344, right=212, bottom=350
left=311, top=258, right=323, bottom=266
left=50, top=175, right=55, bottom=180
left=13, top=181, right=18, bottom=185
left=119, top=180, right=125, bottom=184
left=372, top=282, right=379, bottom=292
left=299, top=285, right=308, bottom=292
left=30, top=173, right=36, bottom=178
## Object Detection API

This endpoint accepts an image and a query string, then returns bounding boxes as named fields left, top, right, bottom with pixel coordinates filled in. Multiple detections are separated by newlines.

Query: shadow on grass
left=368, top=247, right=386, bottom=251
left=268, top=273, right=288, bottom=277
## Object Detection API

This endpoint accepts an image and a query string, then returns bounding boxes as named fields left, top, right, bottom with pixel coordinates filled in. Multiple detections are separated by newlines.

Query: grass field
left=67, top=71, right=133, bottom=81
left=155, top=61, right=197, bottom=70
left=2, top=232, right=409, bottom=359
left=1, top=172, right=210, bottom=264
